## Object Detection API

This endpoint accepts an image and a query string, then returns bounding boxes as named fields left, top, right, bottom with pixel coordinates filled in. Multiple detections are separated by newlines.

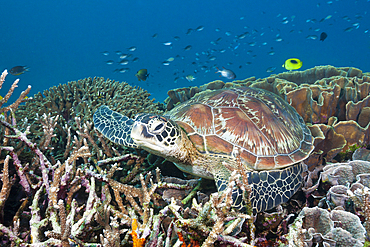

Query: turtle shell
left=166, top=87, right=313, bottom=171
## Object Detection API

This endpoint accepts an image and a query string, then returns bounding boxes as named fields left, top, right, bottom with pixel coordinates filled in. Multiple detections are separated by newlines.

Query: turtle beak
left=132, top=121, right=176, bottom=158
left=131, top=122, right=162, bottom=152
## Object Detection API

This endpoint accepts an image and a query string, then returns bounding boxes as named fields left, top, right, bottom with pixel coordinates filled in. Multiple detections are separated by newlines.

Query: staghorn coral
left=14, top=76, right=165, bottom=159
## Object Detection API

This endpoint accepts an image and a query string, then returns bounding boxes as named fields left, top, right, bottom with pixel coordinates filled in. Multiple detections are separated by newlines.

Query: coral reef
left=1, top=67, right=370, bottom=246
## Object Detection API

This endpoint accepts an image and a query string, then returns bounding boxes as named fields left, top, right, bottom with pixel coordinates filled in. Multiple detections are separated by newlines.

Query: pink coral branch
left=0, top=146, right=31, bottom=195
left=0, top=119, right=51, bottom=193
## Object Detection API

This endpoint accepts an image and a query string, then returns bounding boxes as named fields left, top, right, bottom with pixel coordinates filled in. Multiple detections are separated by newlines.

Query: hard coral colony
left=0, top=66, right=369, bottom=247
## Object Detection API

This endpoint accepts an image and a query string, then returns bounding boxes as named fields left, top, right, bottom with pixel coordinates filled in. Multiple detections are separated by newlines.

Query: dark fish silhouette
left=9, top=66, right=29, bottom=76
left=320, top=32, right=328, bottom=41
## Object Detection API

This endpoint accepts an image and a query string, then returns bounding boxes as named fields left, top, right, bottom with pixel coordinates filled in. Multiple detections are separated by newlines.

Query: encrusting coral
left=1, top=67, right=370, bottom=246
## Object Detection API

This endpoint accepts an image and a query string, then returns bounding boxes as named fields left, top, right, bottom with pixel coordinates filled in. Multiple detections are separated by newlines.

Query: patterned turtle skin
left=93, top=87, right=314, bottom=214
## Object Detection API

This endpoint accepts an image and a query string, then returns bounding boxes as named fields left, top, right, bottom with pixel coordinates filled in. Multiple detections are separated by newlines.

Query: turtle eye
left=148, top=119, right=166, bottom=134
left=154, top=123, right=164, bottom=131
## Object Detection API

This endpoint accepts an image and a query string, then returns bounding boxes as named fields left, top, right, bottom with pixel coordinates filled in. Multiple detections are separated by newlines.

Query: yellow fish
left=282, top=58, right=302, bottom=71
left=185, top=74, right=196, bottom=82
left=0, top=95, right=6, bottom=103
left=135, top=69, right=149, bottom=81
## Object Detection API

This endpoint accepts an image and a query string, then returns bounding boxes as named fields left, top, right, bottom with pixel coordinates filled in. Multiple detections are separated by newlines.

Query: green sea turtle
left=93, top=87, right=314, bottom=214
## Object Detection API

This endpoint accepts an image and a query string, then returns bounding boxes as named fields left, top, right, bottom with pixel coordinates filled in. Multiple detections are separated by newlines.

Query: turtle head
left=94, top=106, right=194, bottom=164
left=131, top=114, right=186, bottom=160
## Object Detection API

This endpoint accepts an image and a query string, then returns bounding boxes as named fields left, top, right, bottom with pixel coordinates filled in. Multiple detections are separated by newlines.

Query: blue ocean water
left=1, top=0, right=369, bottom=103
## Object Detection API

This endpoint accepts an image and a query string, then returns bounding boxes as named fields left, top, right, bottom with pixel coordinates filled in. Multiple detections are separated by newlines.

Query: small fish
left=162, top=61, right=171, bottom=65
left=120, top=54, right=129, bottom=59
left=152, top=33, right=158, bottom=38
left=9, top=66, right=29, bottom=76
left=184, top=45, right=192, bottom=51
left=282, top=58, right=302, bottom=71
left=135, top=69, right=149, bottom=81
left=101, top=51, right=109, bottom=56
left=320, top=32, right=328, bottom=41
left=132, top=57, right=139, bottom=62
left=268, top=51, right=275, bottom=55
left=117, top=68, right=130, bottom=73
left=128, top=46, right=137, bottom=52
left=185, top=74, right=196, bottom=82
left=96, top=91, right=104, bottom=99
left=119, top=59, right=129, bottom=65
left=225, top=31, right=232, bottom=36
left=306, top=35, right=318, bottom=40
left=275, top=37, right=283, bottom=42
left=344, top=27, right=354, bottom=32
left=266, top=67, right=276, bottom=73
left=166, top=57, right=175, bottom=62
left=173, top=36, right=180, bottom=41
left=196, top=26, right=204, bottom=31
left=163, top=42, right=172, bottom=46
left=215, top=67, right=236, bottom=79
left=342, top=16, right=351, bottom=22
left=248, top=42, right=256, bottom=46
left=237, top=33, right=247, bottom=39
left=186, top=28, right=194, bottom=35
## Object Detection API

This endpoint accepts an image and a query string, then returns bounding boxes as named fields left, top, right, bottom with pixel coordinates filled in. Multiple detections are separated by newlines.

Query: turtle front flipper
left=93, top=106, right=138, bottom=148
left=214, top=162, right=304, bottom=215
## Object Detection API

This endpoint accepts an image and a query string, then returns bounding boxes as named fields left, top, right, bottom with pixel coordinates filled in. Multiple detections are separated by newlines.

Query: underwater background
left=1, top=0, right=369, bottom=102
